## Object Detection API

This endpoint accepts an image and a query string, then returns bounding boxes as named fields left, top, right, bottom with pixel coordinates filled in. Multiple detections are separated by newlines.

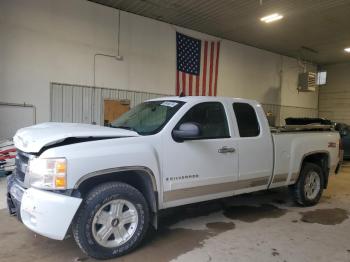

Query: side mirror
left=172, top=122, right=201, bottom=142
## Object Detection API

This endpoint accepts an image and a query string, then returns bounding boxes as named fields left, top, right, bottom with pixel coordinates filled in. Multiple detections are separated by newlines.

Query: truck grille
left=15, top=150, right=31, bottom=182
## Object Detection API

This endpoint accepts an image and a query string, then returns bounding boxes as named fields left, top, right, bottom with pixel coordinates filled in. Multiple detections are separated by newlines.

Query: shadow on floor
left=0, top=187, right=294, bottom=262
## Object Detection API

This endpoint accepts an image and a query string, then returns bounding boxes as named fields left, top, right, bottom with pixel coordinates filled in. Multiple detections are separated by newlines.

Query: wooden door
left=103, top=99, right=130, bottom=126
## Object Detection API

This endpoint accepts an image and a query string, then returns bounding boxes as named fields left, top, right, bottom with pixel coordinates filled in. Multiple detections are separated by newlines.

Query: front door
left=162, top=102, right=239, bottom=206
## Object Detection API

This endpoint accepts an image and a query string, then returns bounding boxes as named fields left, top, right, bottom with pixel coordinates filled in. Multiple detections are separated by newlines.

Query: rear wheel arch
left=73, top=167, right=158, bottom=228
left=290, top=162, right=324, bottom=206
left=297, top=151, right=330, bottom=188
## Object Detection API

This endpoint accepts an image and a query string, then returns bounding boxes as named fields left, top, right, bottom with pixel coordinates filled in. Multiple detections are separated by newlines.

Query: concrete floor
left=0, top=165, right=349, bottom=262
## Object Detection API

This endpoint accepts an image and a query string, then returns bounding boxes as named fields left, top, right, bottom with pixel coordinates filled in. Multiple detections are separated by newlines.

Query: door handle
left=218, top=146, right=235, bottom=153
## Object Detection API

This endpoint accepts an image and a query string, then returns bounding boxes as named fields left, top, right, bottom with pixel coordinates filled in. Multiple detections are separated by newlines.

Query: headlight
left=27, top=158, right=67, bottom=190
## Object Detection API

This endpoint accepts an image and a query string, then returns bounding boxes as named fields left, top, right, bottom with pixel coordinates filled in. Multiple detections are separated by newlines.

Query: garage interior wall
left=0, top=103, right=36, bottom=139
left=319, top=63, right=350, bottom=124
left=50, top=83, right=165, bottom=125
left=0, top=0, right=318, bottom=138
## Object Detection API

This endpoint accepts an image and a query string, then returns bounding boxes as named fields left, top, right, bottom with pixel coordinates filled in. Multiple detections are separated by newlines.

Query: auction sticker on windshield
left=161, top=101, right=178, bottom=107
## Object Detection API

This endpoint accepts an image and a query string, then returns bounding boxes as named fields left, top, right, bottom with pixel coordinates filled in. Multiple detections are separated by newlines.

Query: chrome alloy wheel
left=304, top=171, right=321, bottom=200
left=92, top=199, right=139, bottom=248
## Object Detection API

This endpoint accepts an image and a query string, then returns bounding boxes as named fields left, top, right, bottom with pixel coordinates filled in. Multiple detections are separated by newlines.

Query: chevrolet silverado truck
left=7, top=96, right=341, bottom=259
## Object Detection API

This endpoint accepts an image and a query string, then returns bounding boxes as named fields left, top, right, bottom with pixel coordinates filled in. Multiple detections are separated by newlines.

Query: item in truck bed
left=285, top=117, right=333, bottom=126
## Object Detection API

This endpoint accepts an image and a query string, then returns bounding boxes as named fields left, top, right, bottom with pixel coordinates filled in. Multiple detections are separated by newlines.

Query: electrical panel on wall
left=298, top=72, right=317, bottom=92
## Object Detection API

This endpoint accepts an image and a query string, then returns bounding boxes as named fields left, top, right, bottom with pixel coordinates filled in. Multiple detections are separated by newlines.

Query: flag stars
left=176, top=32, right=201, bottom=75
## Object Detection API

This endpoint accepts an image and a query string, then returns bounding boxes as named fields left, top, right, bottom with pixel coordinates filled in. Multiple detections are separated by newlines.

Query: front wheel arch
left=73, top=169, right=158, bottom=228
left=72, top=181, right=150, bottom=259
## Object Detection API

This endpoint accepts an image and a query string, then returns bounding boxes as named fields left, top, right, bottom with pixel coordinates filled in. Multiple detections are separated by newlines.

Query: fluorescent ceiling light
left=345, top=47, right=350, bottom=53
left=260, top=13, right=283, bottom=23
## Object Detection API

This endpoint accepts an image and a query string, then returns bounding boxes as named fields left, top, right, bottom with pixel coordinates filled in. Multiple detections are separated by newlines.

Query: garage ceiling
left=89, top=0, right=350, bottom=65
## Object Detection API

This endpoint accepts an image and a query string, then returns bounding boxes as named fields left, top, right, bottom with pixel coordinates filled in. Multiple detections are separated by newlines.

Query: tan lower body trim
left=163, top=176, right=270, bottom=202
left=330, top=164, right=337, bottom=174
left=272, top=173, right=288, bottom=183
left=289, top=172, right=299, bottom=182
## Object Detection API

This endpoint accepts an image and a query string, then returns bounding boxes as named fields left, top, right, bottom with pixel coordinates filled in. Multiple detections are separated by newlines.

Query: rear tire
left=290, top=162, right=324, bottom=206
left=72, top=182, right=150, bottom=260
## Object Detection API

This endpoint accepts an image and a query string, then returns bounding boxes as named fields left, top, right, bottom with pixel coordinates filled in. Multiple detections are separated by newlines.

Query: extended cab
left=7, top=96, right=340, bottom=259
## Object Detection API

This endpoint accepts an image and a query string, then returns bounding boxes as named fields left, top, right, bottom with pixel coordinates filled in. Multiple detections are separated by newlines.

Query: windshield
left=111, top=100, right=184, bottom=135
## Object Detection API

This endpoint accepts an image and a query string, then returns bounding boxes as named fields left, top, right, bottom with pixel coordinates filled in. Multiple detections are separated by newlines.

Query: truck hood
left=13, top=122, right=139, bottom=153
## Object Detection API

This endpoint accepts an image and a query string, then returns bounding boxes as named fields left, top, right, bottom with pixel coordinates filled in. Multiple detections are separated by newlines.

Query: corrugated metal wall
left=319, top=90, right=350, bottom=124
left=318, top=64, right=350, bottom=125
left=51, top=82, right=318, bottom=127
left=50, top=82, right=166, bottom=125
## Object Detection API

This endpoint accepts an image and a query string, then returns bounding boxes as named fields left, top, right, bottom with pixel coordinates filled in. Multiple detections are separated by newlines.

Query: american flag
left=176, top=32, right=221, bottom=96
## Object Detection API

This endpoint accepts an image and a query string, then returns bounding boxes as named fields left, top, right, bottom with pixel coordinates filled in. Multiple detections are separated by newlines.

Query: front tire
left=291, top=162, right=324, bottom=206
left=72, top=182, right=150, bottom=260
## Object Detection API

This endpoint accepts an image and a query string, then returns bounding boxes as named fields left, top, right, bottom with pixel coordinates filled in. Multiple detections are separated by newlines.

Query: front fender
left=40, top=137, right=161, bottom=191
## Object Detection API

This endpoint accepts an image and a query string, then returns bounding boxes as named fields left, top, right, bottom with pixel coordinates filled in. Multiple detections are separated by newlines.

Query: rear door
left=231, top=102, right=274, bottom=193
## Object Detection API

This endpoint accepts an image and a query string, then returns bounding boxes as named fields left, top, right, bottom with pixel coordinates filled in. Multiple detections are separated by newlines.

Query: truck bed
left=269, top=128, right=339, bottom=189
left=271, top=124, right=334, bottom=133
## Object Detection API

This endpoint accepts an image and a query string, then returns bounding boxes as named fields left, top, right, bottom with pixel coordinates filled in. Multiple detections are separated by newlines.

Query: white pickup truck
left=7, top=96, right=340, bottom=259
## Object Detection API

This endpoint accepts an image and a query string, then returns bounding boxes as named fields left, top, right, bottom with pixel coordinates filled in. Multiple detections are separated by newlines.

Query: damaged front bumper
left=7, top=175, right=82, bottom=240
left=7, top=174, right=24, bottom=218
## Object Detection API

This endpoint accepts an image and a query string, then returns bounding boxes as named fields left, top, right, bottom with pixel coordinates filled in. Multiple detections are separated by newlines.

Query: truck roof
left=149, top=96, right=335, bottom=133
left=148, top=96, right=260, bottom=106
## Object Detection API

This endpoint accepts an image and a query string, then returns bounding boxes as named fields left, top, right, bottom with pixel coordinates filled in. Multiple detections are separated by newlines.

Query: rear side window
left=178, top=102, right=230, bottom=139
left=233, top=103, right=260, bottom=137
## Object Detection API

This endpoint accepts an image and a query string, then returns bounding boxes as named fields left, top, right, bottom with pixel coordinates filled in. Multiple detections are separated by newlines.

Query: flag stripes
left=202, top=41, right=208, bottom=96
left=214, top=42, right=220, bottom=96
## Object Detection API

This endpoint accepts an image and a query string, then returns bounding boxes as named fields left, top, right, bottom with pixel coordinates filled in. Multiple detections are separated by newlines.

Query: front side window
left=111, top=100, right=184, bottom=135
left=233, top=102, right=260, bottom=137
left=177, top=102, right=230, bottom=139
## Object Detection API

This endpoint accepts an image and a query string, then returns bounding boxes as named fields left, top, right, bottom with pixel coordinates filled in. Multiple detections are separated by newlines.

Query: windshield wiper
left=111, top=125, right=139, bottom=134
